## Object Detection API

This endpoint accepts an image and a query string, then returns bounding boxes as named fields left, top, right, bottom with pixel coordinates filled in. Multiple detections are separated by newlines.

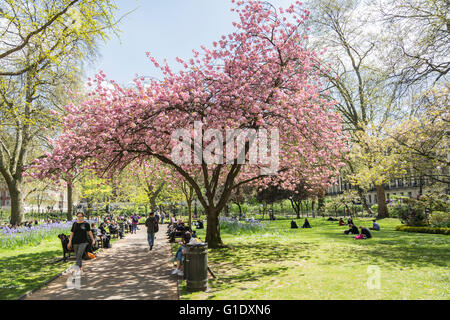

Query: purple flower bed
left=0, top=219, right=98, bottom=250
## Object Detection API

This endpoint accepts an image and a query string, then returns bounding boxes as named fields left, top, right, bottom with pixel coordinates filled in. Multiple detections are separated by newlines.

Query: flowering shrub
left=429, top=211, right=450, bottom=228
left=219, top=217, right=269, bottom=235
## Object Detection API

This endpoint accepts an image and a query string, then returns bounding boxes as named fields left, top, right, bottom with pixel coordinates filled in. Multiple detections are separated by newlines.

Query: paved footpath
left=25, top=224, right=178, bottom=300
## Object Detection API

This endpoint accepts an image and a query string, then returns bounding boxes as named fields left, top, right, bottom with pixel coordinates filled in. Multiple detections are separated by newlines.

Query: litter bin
left=185, top=243, right=208, bottom=292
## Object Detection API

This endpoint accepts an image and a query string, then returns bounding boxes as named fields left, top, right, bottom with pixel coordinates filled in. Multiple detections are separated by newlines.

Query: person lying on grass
left=344, top=224, right=359, bottom=235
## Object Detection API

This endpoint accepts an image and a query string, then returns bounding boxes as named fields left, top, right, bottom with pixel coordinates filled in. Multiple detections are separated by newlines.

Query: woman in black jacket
left=344, top=224, right=359, bottom=235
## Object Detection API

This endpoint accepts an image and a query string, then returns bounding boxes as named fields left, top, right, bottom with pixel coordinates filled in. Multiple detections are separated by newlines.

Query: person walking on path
left=68, top=212, right=95, bottom=271
left=160, top=211, right=165, bottom=224
left=130, top=213, right=140, bottom=234
left=145, top=212, right=159, bottom=251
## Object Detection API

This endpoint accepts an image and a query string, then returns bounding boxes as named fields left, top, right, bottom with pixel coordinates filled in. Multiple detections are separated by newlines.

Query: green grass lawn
left=0, top=238, right=72, bottom=300
left=0, top=236, right=121, bottom=300
left=180, top=218, right=450, bottom=300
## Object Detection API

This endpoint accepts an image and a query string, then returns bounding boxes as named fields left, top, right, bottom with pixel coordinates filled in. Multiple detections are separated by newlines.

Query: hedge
left=396, top=225, right=450, bottom=235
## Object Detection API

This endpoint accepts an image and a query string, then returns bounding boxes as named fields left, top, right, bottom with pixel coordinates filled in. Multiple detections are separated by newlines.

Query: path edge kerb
left=17, top=272, right=64, bottom=300
left=17, top=246, right=109, bottom=300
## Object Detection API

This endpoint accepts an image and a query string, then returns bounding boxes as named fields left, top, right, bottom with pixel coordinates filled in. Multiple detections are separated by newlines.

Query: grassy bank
left=180, top=218, right=449, bottom=300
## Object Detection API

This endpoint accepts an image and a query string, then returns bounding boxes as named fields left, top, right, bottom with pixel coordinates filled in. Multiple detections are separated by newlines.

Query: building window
left=387, top=193, right=390, bottom=200
left=368, top=195, right=372, bottom=204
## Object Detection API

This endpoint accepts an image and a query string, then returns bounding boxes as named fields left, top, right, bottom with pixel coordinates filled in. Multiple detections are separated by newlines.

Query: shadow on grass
left=179, top=242, right=315, bottom=299
left=180, top=265, right=292, bottom=300
left=208, top=242, right=316, bottom=268
left=0, top=249, right=69, bottom=300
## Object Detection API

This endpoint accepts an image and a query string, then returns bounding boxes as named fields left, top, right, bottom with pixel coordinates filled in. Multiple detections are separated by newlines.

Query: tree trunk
left=356, top=186, right=373, bottom=215
left=194, top=201, right=198, bottom=218
left=419, top=175, right=424, bottom=196
left=87, top=200, right=92, bottom=219
left=67, top=182, right=73, bottom=221
left=205, top=208, right=222, bottom=248
left=376, top=184, right=389, bottom=219
left=318, top=195, right=325, bottom=212
left=290, top=199, right=301, bottom=219
left=237, top=202, right=242, bottom=217
left=150, top=198, right=157, bottom=212
left=187, top=201, right=192, bottom=230
left=9, top=183, right=25, bottom=225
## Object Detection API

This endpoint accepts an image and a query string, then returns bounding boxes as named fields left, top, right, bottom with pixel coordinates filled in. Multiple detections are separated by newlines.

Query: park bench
left=58, top=234, right=102, bottom=262
left=108, top=226, right=120, bottom=239
left=95, top=234, right=104, bottom=249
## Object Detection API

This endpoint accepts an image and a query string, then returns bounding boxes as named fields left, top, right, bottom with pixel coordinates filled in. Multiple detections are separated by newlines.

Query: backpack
left=132, top=216, right=139, bottom=223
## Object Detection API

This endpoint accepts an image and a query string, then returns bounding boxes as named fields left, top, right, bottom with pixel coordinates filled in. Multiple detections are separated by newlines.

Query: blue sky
left=86, top=0, right=296, bottom=85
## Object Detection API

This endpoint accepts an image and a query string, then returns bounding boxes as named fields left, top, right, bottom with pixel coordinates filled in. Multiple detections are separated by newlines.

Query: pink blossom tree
left=32, top=0, right=347, bottom=248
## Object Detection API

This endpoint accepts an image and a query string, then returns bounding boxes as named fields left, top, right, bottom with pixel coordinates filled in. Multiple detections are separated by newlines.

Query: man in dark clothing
left=344, top=224, right=359, bottom=235
left=360, top=226, right=372, bottom=239
left=195, top=219, right=204, bottom=229
left=302, top=218, right=312, bottom=228
left=145, top=212, right=159, bottom=251
left=291, top=220, right=299, bottom=229
left=68, top=212, right=95, bottom=269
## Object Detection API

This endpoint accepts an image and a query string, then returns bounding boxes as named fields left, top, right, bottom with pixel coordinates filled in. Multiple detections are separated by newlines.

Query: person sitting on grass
left=339, top=217, right=346, bottom=226
left=291, top=219, right=299, bottom=229
left=302, top=218, right=312, bottom=228
left=359, top=226, right=372, bottom=239
left=194, top=219, right=204, bottom=229
left=172, top=231, right=192, bottom=277
left=347, top=217, right=354, bottom=225
left=344, top=224, right=359, bottom=235
left=370, top=220, right=380, bottom=231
